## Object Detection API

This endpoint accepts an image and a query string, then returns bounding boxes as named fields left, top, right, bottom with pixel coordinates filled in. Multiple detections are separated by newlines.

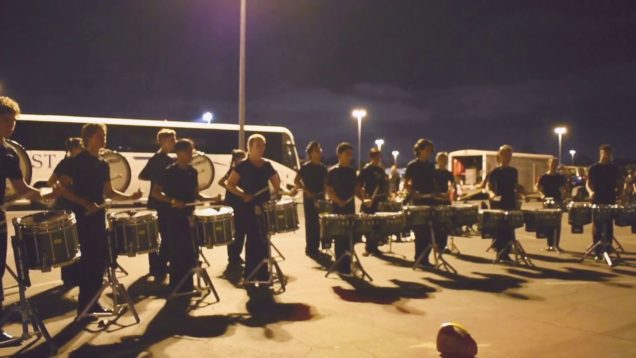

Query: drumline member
left=326, top=142, right=365, bottom=274
left=138, top=128, right=176, bottom=282
left=218, top=149, right=247, bottom=266
left=294, top=141, right=328, bottom=257
left=389, top=164, right=401, bottom=197
left=433, top=152, right=455, bottom=252
left=586, top=144, right=622, bottom=257
left=404, top=139, right=437, bottom=267
left=537, top=157, right=568, bottom=251
left=486, top=145, right=518, bottom=261
left=151, top=139, right=208, bottom=294
left=59, top=123, right=143, bottom=317
left=0, top=97, right=59, bottom=345
left=47, top=137, right=84, bottom=287
left=226, top=134, right=282, bottom=286
left=358, top=147, right=389, bottom=256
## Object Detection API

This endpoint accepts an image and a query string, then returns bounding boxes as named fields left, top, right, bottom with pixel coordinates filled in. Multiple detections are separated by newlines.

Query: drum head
left=4, top=139, right=33, bottom=199
left=110, top=209, right=157, bottom=221
left=19, top=211, right=72, bottom=227
left=195, top=206, right=233, bottom=217
left=192, top=154, right=215, bottom=191
left=101, top=150, right=131, bottom=193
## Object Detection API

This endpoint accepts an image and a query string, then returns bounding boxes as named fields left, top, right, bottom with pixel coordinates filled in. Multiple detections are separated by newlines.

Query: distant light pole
left=375, top=139, right=384, bottom=152
left=392, top=150, right=399, bottom=165
left=238, top=0, right=247, bottom=150
left=569, top=149, right=576, bottom=165
left=352, top=109, right=367, bottom=170
left=554, top=127, right=567, bottom=164
left=202, top=112, right=214, bottom=124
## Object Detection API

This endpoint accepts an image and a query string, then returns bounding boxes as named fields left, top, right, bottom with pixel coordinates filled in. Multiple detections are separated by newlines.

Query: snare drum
left=534, top=209, right=562, bottom=230
left=568, top=202, right=592, bottom=233
left=433, top=206, right=453, bottom=231
left=505, top=210, right=525, bottom=229
left=451, top=204, right=478, bottom=228
left=374, top=212, right=406, bottom=236
left=478, top=210, right=505, bottom=238
left=404, top=205, right=433, bottom=228
left=615, top=205, right=636, bottom=227
left=543, top=197, right=560, bottom=209
left=314, top=199, right=333, bottom=214
left=13, top=211, right=80, bottom=271
left=353, top=214, right=375, bottom=237
left=319, top=214, right=351, bottom=239
left=592, top=204, right=617, bottom=223
left=377, top=201, right=403, bottom=213
left=523, top=209, right=537, bottom=232
left=109, top=209, right=160, bottom=257
left=264, top=198, right=299, bottom=233
left=194, top=206, right=235, bottom=248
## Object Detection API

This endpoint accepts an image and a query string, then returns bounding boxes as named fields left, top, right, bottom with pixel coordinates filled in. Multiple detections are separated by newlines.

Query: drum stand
left=4, top=264, right=20, bottom=290
left=580, top=222, right=620, bottom=267
left=198, top=247, right=211, bottom=268
left=76, top=232, right=140, bottom=324
left=542, top=226, right=564, bottom=254
left=446, top=236, right=461, bottom=255
left=382, top=234, right=405, bottom=258
left=493, top=239, right=534, bottom=266
left=169, top=253, right=220, bottom=303
left=244, top=212, right=287, bottom=292
left=413, top=224, right=457, bottom=274
left=0, top=237, right=56, bottom=353
left=270, top=241, right=286, bottom=261
left=326, top=227, right=373, bottom=281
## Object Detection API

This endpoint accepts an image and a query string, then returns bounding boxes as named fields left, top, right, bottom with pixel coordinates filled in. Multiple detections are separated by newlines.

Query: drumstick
left=254, top=186, right=270, bottom=197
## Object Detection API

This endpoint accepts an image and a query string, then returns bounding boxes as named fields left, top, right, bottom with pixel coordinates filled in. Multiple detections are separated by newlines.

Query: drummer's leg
left=167, top=216, right=195, bottom=291
left=244, top=208, right=269, bottom=282
left=414, top=226, right=431, bottom=263
left=0, top=214, right=6, bottom=305
left=149, top=212, right=169, bottom=278
left=304, top=198, right=319, bottom=255
left=228, top=206, right=246, bottom=264
left=77, top=214, right=107, bottom=313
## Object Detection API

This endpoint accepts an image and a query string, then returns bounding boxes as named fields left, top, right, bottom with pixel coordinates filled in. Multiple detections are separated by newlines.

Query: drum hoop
left=16, top=211, right=76, bottom=230
left=193, top=154, right=215, bottom=191
left=195, top=212, right=234, bottom=221
left=101, top=149, right=132, bottom=193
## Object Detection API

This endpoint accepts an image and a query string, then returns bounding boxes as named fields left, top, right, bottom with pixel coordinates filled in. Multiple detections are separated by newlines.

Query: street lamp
left=202, top=112, right=214, bottom=124
left=352, top=109, right=367, bottom=170
left=392, top=150, right=399, bottom=165
left=238, top=0, right=247, bottom=150
left=375, top=139, right=385, bottom=152
left=569, top=149, right=576, bottom=165
left=554, top=126, right=567, bottom=164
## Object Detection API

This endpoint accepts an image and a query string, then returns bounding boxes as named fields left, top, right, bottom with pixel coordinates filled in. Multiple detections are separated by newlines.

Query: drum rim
left=15, top=211, right=76, bottom=230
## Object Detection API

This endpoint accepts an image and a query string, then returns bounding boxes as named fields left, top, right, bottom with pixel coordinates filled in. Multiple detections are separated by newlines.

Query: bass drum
left=4, top=139, right=33, bottom=200
left=192, top=152, right=215, bottom=191
left=101, top=149, right=131, bottom=193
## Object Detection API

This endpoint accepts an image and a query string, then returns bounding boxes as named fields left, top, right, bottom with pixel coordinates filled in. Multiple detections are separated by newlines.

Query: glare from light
left=554, top=127, right=567, bottom=135
left=375, top=139, right=385, bottom=151
left=202, top=112, right=214, bottom=124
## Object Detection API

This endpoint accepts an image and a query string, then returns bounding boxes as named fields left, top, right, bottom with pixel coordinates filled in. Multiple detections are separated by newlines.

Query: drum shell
left=353, top=214, right=375, bottom=236
left=568, top=204, right=592, bottom=227
left=374, top=212, right=406, bottom=236
left=615, top=206, right=636, bottom=227
left=533, top=209, right=562, bottom=231
left=478, top=210, right=504, bottom=238
left=110, top=211, right=160, bottom=257
left=433, top=206, right=454, bottom=232
left=451, top=204, right=479, bottom=227
left=320, top=214, right=350, bottom=238
left=195, top=213, right=234, bottom=248
left=314, top=200, right=333, bottom=214
left=592, top=205, right=617, bottom=223
left=522, top=210, right=537, bottom=232
left=505, top=210, right=525, bottom=229
left=14, top=211, right=80, bottom=271
left=377, top=201, right=403, bottom=213
left=265, top=200, right=299, bottom=233
left=405, top=205, right=432, bottom=228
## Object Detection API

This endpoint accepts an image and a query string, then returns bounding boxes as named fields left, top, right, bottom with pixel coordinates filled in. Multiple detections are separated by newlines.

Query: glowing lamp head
left=351, top=109, right=367, bottom=119
left=554, top=127, right=567, bottom=135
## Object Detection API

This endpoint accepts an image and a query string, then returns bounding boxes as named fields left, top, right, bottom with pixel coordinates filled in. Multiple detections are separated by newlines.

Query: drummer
left=326, top=142, right=365, bottom=275
left=139, top=128, right=176, bottom=282
left=219, top=149, right=247, bottom=267
left=486, top=145, right=518, bottom=261
left=404, top=139, right=436, bottom=267
left=537, top=157, right=568, bottom=251
left=586, top=144, right=622, bottom=257
left=59, top=123, right=142, bottom=317
left=433, top=152, right=455, bottom=252
left=358, top=147, right=389, bottom=256
left=294, top=141, right=328, bottom=257
left=226, top=134, right=282, bottom=289
left=48, top=137, right=83, bottom=287
left=152, top=138, right=214, bottom=295
left=0, top=97, right=60, bottom=345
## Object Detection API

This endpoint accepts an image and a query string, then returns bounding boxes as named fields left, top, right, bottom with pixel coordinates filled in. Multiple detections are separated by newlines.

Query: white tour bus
left=7, top=114, right=300, bottom=208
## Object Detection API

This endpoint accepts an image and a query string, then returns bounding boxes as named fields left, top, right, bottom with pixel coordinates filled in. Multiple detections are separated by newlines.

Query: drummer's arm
left=355, top=182, right=365, bottom=201
left=270, top=173, right=282, bottom=199
left=326, top=185, right=345, bottom=207
left=8, top=177, right=45, bottom=201
left=293, top=173, right=310, bottom=197
left=226, top=171, right=253, bottom=202
left=104, top=181, right=143, bottom=202
left=151, top=183, right=185, bottom=208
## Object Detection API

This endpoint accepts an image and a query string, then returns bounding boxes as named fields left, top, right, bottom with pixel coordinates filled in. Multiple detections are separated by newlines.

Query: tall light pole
left=569, top=149, right=576, bottom=165
left=392, top=150, right=399, bottom=165
left=352, top=109, right=367, bottom=170
left=238, top=0, right=247, bottom=150
left=554, top=127, right=567, bottom=164
left=375, top=139, right=384, bottom=151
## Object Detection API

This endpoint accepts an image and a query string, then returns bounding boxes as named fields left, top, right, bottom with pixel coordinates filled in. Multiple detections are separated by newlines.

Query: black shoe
left=415, top=261, right=434, bottom=268
left=0, top=330, right=20, bottom=347
left=499, top=255, right=514, bottom=262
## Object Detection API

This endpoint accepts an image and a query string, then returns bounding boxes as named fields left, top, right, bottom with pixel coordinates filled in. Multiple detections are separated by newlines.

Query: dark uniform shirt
left=405, top=159, right=435, bottom=205
left=157, top=163, right=198, bottom=216
left=358, top=163, right=388, bottom=197
left=52, top=157, right=74, bottom=209
left=222, top=167, right=242, bottom=207
left=298, top=161, right=328, bottom=198
left=588, top=162, right=620, bottom=205
left=61, top=151, right=110, bottom=214
left=434, top=169, right=455, bottom=194
left=327, top=164, right=357, bottom=214
left=234, top=159, right=277, bottom=206
left=139, top=152, right=175, bottom=211
left=0, top=141, right=23, bottom=207
left=488, top=166, right=518, bottom=210
left=538, top=173, right=567, bottom=202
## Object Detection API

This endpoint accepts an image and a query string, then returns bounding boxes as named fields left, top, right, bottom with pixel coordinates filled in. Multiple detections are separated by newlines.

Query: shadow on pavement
left=506, top=266, right=619, bottom=283
left=332, top=276, right=436, bottom=305
left=4, top=285, right=76, bottom=323
left=424, top=272, right=534, bottom=300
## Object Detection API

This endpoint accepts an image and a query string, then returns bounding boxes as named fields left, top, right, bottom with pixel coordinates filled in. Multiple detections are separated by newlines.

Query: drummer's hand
left=290, top=188, right=299, bottom=197
left=272, top=191, right=282, bottom=201
left=243, top=193, right=254, bottom=203
left=84, top=202, right=101, bottom=215
left=363, top=198, right=372, bottom=207
left=48, top=183, right=64, bottom=200
left=172, top=200, right=186, bottom=209
left=131, top=188, right=143, bottom=201
left=491, top=195, right=502, bottom=202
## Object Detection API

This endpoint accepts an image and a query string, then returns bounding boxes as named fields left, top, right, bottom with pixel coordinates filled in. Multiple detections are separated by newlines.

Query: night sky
left=1, top=1, right=635, bottom=165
